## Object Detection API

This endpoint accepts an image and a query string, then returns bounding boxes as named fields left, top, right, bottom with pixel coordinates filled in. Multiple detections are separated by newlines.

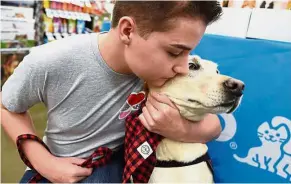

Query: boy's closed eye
left=167, top=51, right=183, bottom=58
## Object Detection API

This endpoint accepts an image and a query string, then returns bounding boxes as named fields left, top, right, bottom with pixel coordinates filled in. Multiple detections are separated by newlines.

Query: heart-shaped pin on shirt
left=127, top=92, right=146, bottom=106
left=119, top=91, right=146, bottom=120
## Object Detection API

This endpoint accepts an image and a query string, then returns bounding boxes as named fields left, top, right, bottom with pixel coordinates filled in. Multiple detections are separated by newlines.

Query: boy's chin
left=146, top=79, right=168, bottom=88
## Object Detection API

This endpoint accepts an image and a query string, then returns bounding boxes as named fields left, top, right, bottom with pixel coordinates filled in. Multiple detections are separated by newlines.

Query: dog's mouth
left=225, top=99, right=240, bottom=113
left=187, top=98, right=240, bottom=113
left=166, top=94, right=241, bottom=114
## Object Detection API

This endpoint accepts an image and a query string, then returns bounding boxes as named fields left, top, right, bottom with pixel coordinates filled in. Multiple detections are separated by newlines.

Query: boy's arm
left=1, top=97, right=54, bottom=173
left=181, top=114, right=221, bottom=143
left=1, top=50, right=93, bottom=182
left=1, top=99, right=92, bottom=182
left=139, top=92, right=222, bottom=143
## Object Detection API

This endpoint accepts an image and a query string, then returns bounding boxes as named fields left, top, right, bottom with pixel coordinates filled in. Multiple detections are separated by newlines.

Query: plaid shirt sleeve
left=122, top=102, right=162, bottom=183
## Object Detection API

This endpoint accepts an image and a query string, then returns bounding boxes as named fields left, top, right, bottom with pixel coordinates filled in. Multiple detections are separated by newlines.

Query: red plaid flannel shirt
left=122, top=100, right=162, bottom=183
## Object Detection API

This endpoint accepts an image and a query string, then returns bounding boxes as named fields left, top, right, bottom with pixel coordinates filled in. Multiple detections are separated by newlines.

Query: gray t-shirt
left=2, top=33, right=143, bottom=158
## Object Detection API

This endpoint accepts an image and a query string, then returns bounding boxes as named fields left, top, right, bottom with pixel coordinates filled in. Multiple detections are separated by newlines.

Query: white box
left=1, top=5, right=34, bottom=19
left=247, top=9, right=291, bottom=43
left=1, top=31, right=35, bottom=40
left=205, top=8, right=252, bottom=38
left=1, top=18, right=35, bottom=32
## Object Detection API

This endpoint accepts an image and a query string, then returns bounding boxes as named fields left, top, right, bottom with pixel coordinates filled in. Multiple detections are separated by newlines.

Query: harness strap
left=156, top=153, right=214, bottom=175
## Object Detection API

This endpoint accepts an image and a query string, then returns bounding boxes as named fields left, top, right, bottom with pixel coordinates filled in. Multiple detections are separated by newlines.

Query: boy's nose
left=173, top=61, right=189, bottom=75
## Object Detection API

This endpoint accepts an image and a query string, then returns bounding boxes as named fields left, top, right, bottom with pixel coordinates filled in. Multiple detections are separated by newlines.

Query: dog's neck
left=144, top=82, right=208, bottom=122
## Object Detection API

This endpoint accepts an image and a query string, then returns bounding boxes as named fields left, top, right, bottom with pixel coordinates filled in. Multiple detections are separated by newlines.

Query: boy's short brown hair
left=111, top=1, right=222, bottom=37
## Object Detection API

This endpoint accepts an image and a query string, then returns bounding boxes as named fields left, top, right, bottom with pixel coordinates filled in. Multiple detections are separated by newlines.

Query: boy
left=1, top=1, right=222, bottom=183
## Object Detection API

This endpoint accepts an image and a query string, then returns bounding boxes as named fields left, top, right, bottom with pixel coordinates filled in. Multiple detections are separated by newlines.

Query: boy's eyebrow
left=170, top=44, right=192, bottom=51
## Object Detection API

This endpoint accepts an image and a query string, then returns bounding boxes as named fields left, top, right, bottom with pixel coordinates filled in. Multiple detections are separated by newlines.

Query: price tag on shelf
left=58, top=10, right=66, bottom=18
left=52, top=9, right=60, bottom=18
left=46, top=9, right=54, bottom=18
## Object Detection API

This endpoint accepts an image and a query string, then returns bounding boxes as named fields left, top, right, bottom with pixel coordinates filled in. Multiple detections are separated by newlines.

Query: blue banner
left=191, top=35, right=291, bottom=183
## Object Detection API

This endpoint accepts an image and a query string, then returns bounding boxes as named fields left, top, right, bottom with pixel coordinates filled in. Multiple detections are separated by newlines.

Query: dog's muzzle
left=223, top=78, right=245, bottom=97
left=222, top=78, right=244, bottom=113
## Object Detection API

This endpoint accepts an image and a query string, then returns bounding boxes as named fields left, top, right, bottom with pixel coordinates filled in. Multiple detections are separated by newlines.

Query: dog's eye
left=216, top=70, right=220, bottom=74
left=189, top=62, right=200, bottom=70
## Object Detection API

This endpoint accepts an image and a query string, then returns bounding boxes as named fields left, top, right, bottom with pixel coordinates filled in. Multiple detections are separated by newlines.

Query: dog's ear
left=189, top=55, right=200, bottom=66
left=192, top=57, right=199, bottom=64
left=189, top=55, right=201, bottom=62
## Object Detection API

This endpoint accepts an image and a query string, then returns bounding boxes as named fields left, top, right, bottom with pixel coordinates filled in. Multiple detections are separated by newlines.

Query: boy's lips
left=162, top=76, right=174, bottom=80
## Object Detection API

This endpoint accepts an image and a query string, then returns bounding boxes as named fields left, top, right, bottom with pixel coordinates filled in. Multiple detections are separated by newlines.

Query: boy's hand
left=22, top=140, right=93, bottom=183
left=139, top=92, right=188, bottom=140
left=38, top=156, right=93, bottom=183
left=139, top=92, right=221, bottom=142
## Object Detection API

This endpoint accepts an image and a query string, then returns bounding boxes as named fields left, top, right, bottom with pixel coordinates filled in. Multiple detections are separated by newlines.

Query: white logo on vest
left=137, top=141, right=153, bottom=159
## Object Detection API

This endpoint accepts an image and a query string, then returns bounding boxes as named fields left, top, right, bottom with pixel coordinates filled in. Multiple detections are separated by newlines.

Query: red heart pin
left=127, top=92, right=146, bottom=106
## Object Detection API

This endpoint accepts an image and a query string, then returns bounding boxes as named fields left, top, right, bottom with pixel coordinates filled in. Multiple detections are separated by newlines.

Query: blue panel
left=191, top=34, right=291, bottom=182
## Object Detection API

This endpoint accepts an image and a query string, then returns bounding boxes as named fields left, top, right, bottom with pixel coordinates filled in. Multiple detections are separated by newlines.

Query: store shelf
left=45, top=8, right=91, bottom=21
left=0, top=17, right=35, bottom=23
left=0, top=47, right=31, bottom=54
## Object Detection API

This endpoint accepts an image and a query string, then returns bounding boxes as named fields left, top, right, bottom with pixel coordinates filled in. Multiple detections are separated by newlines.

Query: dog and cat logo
left=217, top=115, right=291, bottom=181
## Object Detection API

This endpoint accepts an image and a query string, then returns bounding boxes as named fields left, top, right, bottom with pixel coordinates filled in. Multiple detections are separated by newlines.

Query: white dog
left=147, top=55, right=244, bottom=183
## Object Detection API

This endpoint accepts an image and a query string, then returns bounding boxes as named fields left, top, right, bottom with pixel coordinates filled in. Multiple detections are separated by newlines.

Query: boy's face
left=124, top=17, right=206, bottom=87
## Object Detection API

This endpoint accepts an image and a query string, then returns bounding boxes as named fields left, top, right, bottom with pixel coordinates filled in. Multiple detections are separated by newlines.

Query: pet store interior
left=1, top=0, right=291, bottom=183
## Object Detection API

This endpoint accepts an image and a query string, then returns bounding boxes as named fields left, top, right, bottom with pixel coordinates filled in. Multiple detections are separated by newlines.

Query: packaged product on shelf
left=101, top=17, right=111, bottom=32
left=68, top=19, right=76, bottom=34
left=93, top=16, right=101, bottom=32
left=77, top=20, right=85, bottom=34
left=62, top=1, right=68, bottom=11
left=84, top=0, right=92, bottom=9
left=241, top=0, right=256, bottom=8
left=56, top=1, right=62, bottom=10
left=50, top=0, right=57, bottom=9
left=43, top=14, right=54, bottom=33
left=92, top=14, right=111, bottom=33
left=91, top=2, right=103, bottom=16
left=61, top=19, right=68, bottom=34
left=1, top=30, right=35, bottom=41
left=257, top=0, right=283, bottom=9
left=43, top=0, right=50, bottom=9
left=1, top=16, right=35, bottom=49
left=223, top=0, right=290, bottom=9
left=53, top=17, right=62, bottom=33
left=67, top=1, right=74, bottom=11
left=1, top=31, right=35, bottom=49
left=287, top=0, right=291, bottom=9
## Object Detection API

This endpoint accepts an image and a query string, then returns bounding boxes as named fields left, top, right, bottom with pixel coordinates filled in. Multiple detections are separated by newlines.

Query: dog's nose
left=223, top=78, right=245, bottom=97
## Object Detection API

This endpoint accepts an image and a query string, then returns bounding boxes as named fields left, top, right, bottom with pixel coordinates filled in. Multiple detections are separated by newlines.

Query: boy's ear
left=118, top=16, right=135, bottom=45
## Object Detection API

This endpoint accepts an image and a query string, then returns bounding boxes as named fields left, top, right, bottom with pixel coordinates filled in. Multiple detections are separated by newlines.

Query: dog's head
left=153, top=55, right=244, bottom=121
